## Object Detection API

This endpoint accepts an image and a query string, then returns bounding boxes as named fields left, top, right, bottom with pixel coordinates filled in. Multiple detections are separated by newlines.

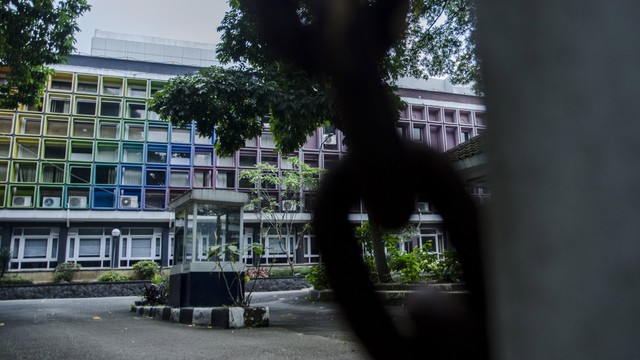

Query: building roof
left=445, top=133, right=488, bottom=186
left=445, top=132, right=487, bottom=162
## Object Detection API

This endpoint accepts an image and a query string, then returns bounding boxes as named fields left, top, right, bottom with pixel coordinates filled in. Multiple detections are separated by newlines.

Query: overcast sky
left=74, top=0, right=231, bottom=54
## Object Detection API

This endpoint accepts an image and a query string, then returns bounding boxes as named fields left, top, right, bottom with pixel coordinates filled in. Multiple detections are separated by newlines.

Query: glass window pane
left=24, top=238, right=47, bottom=258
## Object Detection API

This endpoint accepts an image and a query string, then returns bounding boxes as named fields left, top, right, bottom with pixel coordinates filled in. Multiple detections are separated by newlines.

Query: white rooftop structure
left=90, top=30, right=218, bottom=67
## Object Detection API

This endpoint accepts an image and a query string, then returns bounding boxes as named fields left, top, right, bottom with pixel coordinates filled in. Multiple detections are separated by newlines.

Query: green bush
left=132, top=260, right=160, bottom=280
left=305, top=264, right=330, bottom=290
left=0, top=275, right=33, bottom=285
left=97, top=271, right=129, bottom=282
left=428, top=249, right=463, bottom=283
left=52, top=262, right=81, bottom=283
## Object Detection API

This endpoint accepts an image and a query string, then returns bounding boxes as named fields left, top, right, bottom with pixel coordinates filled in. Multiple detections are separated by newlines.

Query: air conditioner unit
left=68, top=196, right=87, bottom=208
left=282, top=200, right=297, bottom=212
left=42, top=196, right=61, bottom=208
left=416, top=202, right=430, bottom=213
left=322, top=134, right=337, bottom=145
left=13, top=195, right=32, bottom=207
left=120, top=195, right=139, bottom=209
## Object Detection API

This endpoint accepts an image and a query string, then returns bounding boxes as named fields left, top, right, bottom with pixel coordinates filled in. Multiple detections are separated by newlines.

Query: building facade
left=0, top=36, right=486, bottom=276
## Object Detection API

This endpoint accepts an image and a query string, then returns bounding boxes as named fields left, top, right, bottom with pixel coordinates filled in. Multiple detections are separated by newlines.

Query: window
left=43, top=140, right=67, bottom=160
left=217, top=156, right=234, bottom=167
left=260, top=132, right=275, bottom=148
left=303, top=235, right=320, bottom=263
left=14, top=139, right=39, bottom=159
left=193, top=169, right=212, bottom=187
left=118, top=228, right=162, bottom=267
left=94, top=165, right=117, bottom=185
left=171, top=128, right=191, bottom=143
left=170, top=147, right=191, bottom=165
left=193, top=149, right=212, bottom=166
left=127, top=81, right=147, bottom=97
left=122, top=145, right=143, bottom=163
left=69, top=142, right=93, bottom=161
left=121, top=166, right=142, bottom=186
left=98, top=121, right=119, bottom=139
left=69, top=165, right=91, bottom=184
left=100, top=100, right=121, bottom=117
left=0, top=138, right=10, bottom=158
left=147, top=125, right=168, bottom=142
left=146, top=169, right=166, bottom=186
left=12, top=162, right=37, bottom=182
left=239, top=152, right=256, bottom=167
left=194, top=132, right=212, bottom=145
left=102, top=79, right=123, bottom=96
left=76, top=75, right=99, bottom=94
left=75, top=98, right=97, bottom=115
left=144, top=190, right=166, bottom=210
left=126, top=102, right=146, bottom=119
left=0, top=114, right=13, bottom=133
left=215, top=170, right=235, bottom=189
left=0, top=161, right=8, bottom=182
left=261, top=153, right=278, bottom=165
left=16, top=116, right=42, bottom=135
left=40, top=163, right=65, bottom=183
left=461, top=129, right=472, bottom=143
left=67, top=228, right=113, bottom=268
left=72, top=119, right=95, bottom=138
left=170, top=170, right=190, bottom=187
left=10, top=228, right=59, bottom=270
left=95, top=143, right=119, bottom=162
left=51, top=80, right=72, bottom=91
left=124, top=123, right=145, bottom=141
left=49, top=97, right=71, bottom=114
left=147, top=146, right=167, bottom=164
left=412, top=126, right=424, bottom=142
left=45, top=117, right=69, bottom=136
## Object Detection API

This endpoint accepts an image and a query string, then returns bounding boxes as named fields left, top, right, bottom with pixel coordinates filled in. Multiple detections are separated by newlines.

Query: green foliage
left=132, top=260, right=160, bottom=281
left=0, top=275, right=33, bottom=285
left=428, top=249, right=463, bottom=283
left=97, top=271, right=129, bottom=282
left=208, top=242, right=266, bottom=306
left=140, top=283, right=169, bottom=306
left=0, top=247, right=11, bottom=279
left=0, top=0, right=91, bottom=108
left=148, top=66, right=333, bottom=156
left=305, top=264, right=330, bottom=291
left=52, top=262, right=81, bottom=283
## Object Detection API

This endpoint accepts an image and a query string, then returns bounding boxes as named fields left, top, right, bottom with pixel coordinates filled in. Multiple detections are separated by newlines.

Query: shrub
left=52, top=262, right=81, bottom=283
left=97, top=271, right=129, bottom=282
left=132, top=260, right=160, bottom=280
left=428, top=249, right=463, bottom=283
left=140, top=283, right=168, bottom=306
left=0, top=247, right=11, bottom=279
left=0, top=275, right=33, bottom=285
left=305, top=264, right=330, bottom=290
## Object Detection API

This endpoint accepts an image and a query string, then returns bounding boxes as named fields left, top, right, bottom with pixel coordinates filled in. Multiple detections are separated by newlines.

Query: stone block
left=192, top=308, right=213, bottom=326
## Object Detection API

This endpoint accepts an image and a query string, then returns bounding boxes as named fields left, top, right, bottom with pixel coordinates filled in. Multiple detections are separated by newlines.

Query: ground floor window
left=302, top=235, right=320, bottom=264
left=10, top=228, right=59, bottom=270
left=67, top=228, right=112, bottom=268
left=419, top=228, right=446, bottom=258
left=119, top=228, right=162, bottom=267
left=263, top=234, right=295, bottom=264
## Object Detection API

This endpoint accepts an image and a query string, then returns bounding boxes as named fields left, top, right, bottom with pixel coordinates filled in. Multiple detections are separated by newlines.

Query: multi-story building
left=0, top=33, right=486, bottom=278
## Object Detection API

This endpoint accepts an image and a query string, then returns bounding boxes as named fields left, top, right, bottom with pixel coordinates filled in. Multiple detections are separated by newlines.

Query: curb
left=131, top=304, right=269, bottom=329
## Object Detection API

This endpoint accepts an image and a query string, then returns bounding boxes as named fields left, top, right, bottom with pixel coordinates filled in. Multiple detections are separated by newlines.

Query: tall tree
left=0, top=0, right=91, bottom=109
left=239, top=157, right=322, bottom=275
left=150, top=0, right=478, bottom=155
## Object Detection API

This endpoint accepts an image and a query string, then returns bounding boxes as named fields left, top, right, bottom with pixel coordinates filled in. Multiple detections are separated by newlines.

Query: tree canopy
left=0, top=0, right=91, bottom=109
left=150, top=0, right=478, bottom=156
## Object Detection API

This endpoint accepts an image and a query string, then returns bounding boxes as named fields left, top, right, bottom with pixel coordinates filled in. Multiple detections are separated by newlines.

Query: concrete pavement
left=0, top=290, right=376, bottom=360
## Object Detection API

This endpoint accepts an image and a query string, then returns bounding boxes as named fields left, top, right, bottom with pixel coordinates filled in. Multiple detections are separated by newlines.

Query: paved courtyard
left=0, top=290, right=372, bottom=360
